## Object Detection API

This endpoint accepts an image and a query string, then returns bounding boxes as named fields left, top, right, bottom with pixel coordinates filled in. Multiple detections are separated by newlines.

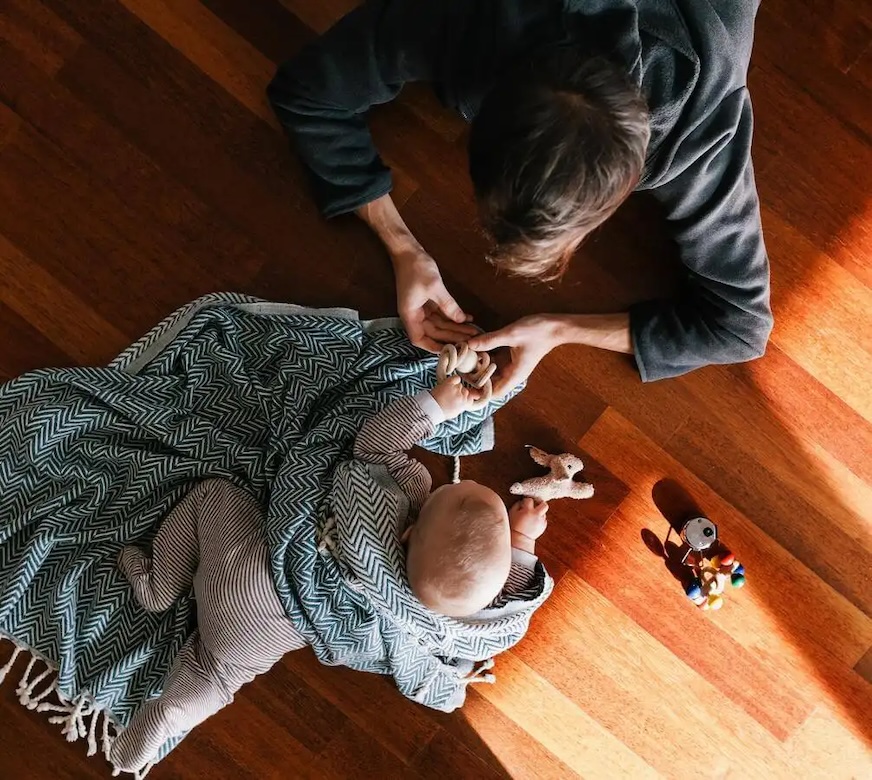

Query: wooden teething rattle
left=436, top=343, right=496, bottom=410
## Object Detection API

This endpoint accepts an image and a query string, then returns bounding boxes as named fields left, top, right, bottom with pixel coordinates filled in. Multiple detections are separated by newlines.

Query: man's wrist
left=356, top=195, right=421, bottom=258
left=550, top=313, right=633, bottom=354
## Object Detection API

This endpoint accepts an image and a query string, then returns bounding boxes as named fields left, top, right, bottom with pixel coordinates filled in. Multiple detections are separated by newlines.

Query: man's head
left=404, top=481, right=511, bottom=617
left=469, top=51, right=650, bottom=280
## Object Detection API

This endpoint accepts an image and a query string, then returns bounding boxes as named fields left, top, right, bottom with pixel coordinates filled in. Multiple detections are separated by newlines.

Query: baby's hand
left=431, top=376, right=481, bottom=419
left=509, top=497, right=549, bottom=542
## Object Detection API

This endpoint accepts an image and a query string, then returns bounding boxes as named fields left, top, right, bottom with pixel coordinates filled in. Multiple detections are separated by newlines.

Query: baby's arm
left=353, top=378, right=479, bottom=510
left=488, top=498, right=549, bottom=608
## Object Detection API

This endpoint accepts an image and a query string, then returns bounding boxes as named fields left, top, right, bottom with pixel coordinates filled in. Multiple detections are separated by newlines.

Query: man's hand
left=468, top=313, right=633, bottom=397
left=467, top=315, right=562, bottom=398
left=430, top=376, right=481, bottom=420
left=509, top=497, right=549, bottom=554
left=356, top=194, right=477, bottom=352
left=393, top=247, right=478, bottom=352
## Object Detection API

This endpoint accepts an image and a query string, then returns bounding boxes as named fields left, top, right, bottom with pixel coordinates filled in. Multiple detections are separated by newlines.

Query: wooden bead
left=708, top=594, right=724, bottom=610
left=720, top=551, right=735, bottom=566
left=731, top=573, right=746, bottom=588
left=733, top=562, right=745, bottom=575
left=685, top=581, right=702, bottom=599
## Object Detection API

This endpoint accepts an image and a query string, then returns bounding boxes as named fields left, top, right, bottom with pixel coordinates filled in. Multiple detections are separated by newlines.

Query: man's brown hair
left=469, top=51, right=650, bottom=280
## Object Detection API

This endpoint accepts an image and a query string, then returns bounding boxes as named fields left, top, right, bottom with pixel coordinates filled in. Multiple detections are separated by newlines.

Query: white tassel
left=19, top=665, right=53, bottom=707
left=36, top=700, right=71, bottom=715
left=1, top=640, right=138, bottom=777
left=86, top=706, right=100, bottom=756
left=0, top=643, right=23, bottom=683
left=102, top=710, right=114, bottom=761
left=16, top=655, right=38, bottom=698
left=50, top=694, right=88, bottom=742
left=461, top=658, right=496, bottom=685
left=452, top=455, right=461, bottom=484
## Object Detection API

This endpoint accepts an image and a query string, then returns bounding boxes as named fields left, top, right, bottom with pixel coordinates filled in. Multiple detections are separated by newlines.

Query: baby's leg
left=109, top=629, right=232, bottom=772
left=112, top=480, right=306, bottom=771
left=118, top=481, right=215, bottom=612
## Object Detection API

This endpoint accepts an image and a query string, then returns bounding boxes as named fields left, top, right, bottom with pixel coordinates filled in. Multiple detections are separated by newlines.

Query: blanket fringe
left=1, top=637, right=151, bottom=779
left=460, top=657, right=496, bottom=685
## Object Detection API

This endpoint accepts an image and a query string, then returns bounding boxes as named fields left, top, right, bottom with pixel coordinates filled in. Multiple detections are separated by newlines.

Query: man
left=268, top=0, right=772, bottom=394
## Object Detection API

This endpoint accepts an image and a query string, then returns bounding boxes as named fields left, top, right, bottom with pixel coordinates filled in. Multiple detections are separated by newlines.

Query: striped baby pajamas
left=111, top=392, right=539, bottom=771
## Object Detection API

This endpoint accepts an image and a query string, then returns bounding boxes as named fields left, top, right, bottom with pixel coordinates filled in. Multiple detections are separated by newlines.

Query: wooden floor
left=1, top=0, right=871, bottom=777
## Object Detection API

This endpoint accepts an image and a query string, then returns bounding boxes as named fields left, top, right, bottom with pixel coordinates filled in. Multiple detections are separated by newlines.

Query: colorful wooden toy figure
left=671, top=517, right=746, bottom=611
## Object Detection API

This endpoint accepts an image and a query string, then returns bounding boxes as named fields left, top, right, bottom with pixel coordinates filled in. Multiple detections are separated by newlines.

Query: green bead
left=731, top=573, right=746, bottom=588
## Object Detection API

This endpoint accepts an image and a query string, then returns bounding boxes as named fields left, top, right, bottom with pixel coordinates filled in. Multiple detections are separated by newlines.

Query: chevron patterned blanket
left=0, top=294, right=502, bottom=772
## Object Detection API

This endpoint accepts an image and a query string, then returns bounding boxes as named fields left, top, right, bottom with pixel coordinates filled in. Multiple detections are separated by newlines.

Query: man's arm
left=267, top=0, right=460, bottom=218
left=470, top=91, right=772, bottom=390
left=631, top=88, right=773, bottom=381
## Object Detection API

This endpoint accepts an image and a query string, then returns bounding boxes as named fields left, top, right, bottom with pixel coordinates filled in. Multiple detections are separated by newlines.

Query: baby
left=110, top=376, right=550, bottom=772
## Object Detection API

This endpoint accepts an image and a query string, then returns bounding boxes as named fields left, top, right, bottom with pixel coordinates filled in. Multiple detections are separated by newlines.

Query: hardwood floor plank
left=0, top=301, right=81, bottom=378
left=758, top=0, right=872, bottom=75
left=281, top=650, right=440, bottom=764
left=784, top=708, right=872, bottom=778
left=578, top=410, right=872, bottom=742
left=0, top=234, right=130, bottom=363
left=410, top=728, right=509, bottom=780
left=752, top=60, right=872, bottom=286
left=0, top=40, right=268, bottom=291
left=763, top=207, right=872, bottom=420
left=738, top=349, right=872, bottom=483
left=276, top=0, right=357, bottom=36
left=431, top=689, right=580, bottom=780
left=309, top=725, right=421, bottom=779
left=514, top=572, right=799, bottom=778
left=477, top=651, right=659, bottom=779
left=0, top=127, right=223, bottom=334
left=665, top=415, right=872, bottom=613
left=537, top=495, right=816, bottom=742
left=116, top=0, right=277, bottom=124
left=0, top=0, right=82, bottom=75
left=200, top=0, right=315, bottom=66
left=0, top=100, right=22, bottom=154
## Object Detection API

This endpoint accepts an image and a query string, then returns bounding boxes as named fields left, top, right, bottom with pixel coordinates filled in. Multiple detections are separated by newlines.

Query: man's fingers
left=467, top=327, right=513, bottom=352
left=415, top=335, right=444, bottom=353
left=401, top=310, right=444, bottom=353
left=424, top=321, right=479, bottom=344
left=491, top=363, right=527, bottom=398
left=424, top=307, right=479, bottom=339
left=433, top=292, right=468, bottom=324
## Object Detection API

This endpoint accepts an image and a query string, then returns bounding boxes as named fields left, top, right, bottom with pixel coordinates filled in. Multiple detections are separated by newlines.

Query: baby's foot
left=109, top=699, right=168, bottom=773
left=117, top=545, right=150, bottom=581
left=117, top=546, right=168, bottom=612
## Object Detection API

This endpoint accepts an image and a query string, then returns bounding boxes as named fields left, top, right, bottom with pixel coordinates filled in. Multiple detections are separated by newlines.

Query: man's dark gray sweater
left=268, top=0, right=773, bottom=381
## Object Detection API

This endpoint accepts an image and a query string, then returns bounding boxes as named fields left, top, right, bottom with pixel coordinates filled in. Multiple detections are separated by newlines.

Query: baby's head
left=404, top=481, right=511, bottom=617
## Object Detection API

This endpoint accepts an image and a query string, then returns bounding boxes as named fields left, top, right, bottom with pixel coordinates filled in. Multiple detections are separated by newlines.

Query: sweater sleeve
left=486, top=548, right=545, bottom=610
left=267, top=0, right=459, bottom=218
left=631, top=88, right=773, bottom=381
left=353, top=392, right=444, bottom=512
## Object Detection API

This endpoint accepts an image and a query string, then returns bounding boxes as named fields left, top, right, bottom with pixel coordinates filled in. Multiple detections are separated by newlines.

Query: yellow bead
left=708, top=594, right=724, bottom=611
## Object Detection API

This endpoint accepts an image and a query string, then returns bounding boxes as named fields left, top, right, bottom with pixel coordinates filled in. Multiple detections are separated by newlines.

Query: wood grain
left=0, top=0, right=870, bottom=778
